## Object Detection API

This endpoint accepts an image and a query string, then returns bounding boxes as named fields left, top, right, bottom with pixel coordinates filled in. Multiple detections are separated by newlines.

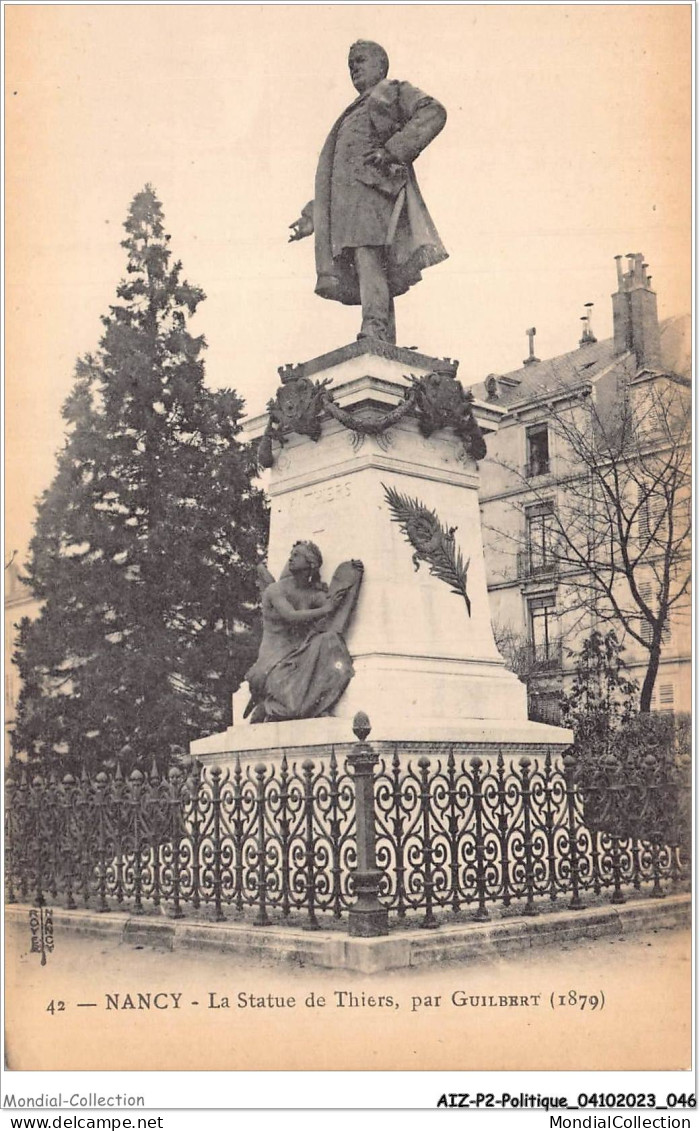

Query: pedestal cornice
left=279, top=338, right=459, bottom=381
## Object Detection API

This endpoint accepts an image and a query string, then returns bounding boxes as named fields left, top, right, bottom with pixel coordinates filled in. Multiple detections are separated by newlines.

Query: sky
left=5, top=3, right=691, bottom=565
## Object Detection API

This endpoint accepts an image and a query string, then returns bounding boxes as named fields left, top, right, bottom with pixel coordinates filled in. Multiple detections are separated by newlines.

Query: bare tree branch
left=484, top=374, right=690, bottom=711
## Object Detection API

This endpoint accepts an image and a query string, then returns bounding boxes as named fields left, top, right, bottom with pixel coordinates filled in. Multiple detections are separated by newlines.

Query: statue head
left=348, top=40, right=389, bottom=93
left=287, top=541, right=323, bottom=587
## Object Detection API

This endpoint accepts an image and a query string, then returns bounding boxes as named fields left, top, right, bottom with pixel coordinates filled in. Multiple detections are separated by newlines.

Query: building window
left=651, top=682, right=675, bottom=713
left=638, top=581, right=671, bottom=645
left=637, top=485, right=667, bottom=549
left=659, top=683, right=674, bottom=708
left=528, top=595, right=559, bottom=667
left=526, top=424, right=550, bottom=477
left=528, top=689, right=562, bottom=726
left=526, top=504, right=556, bottom=575
left=639, top=619, right=671, bottom=646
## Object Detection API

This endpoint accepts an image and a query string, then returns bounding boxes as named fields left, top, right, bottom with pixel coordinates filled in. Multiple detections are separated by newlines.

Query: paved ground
left=4, top=909, right=691, bottom=1073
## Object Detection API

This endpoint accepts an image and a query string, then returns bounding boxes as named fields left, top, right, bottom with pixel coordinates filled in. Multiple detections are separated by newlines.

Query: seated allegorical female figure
left=243, top=541, right=364, bottom=723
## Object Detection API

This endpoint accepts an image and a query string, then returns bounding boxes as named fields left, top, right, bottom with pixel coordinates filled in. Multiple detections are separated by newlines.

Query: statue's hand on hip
left=366, top=148, right=391, bottom=170
left=366, top=149, right=404, bottom=176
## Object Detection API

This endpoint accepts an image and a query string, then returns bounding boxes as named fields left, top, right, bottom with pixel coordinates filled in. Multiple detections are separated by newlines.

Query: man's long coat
left=311, top=78, right=448, bottom=306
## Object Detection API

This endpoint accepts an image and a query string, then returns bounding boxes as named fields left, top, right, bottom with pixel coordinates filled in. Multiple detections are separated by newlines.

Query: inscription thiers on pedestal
left=279, top=479, right=353, bottom=515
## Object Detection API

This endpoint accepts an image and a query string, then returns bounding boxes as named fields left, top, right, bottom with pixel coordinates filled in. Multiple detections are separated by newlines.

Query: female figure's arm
left=266, top=585, right=336, bottom=625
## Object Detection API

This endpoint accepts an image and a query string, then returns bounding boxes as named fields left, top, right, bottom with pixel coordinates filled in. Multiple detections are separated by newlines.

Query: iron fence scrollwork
left=5, top=719, right=689, bottom=931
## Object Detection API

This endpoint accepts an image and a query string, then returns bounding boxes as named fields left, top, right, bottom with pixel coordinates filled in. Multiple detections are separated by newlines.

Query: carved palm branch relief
left=382, top=484, right=471, bottom=616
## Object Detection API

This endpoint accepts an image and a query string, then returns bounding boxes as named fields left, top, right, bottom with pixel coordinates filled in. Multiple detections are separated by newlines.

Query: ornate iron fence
left=372, top=747, right=689, bottom=925
left=5, top=720, right=690, bottom=935
left=4, top=755, right=357, bottom=929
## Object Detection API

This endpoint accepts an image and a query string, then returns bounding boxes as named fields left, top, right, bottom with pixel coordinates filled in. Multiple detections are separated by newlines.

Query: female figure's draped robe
left=244, top=561, right=364, bottom=722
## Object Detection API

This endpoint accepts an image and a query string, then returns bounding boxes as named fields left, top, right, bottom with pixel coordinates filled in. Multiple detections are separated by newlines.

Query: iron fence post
left=61, top=773, right=77, bottom=911
left=188, top=760, right=203, bottom=912
left=519, top=757, right=538, bottom=916
left=647, top=770, right=666, bottom=899
left=279, top=754, right=292, bottom=919
left=391, top=748, right=407, bottom=920
left=78, top=766, right=92, bottom=907
left=5, top=774, right=18, bottom=904
left=168, top=766, right=185, bottom=920
left=94, top=771, right=110, bottom=913
left=254, top=763, right=271, bottom=926
left=609, top=831, right=626, bottom=904
left=46, top=770, right=60, bottom=903
left=148, top=761, right=162, bottom=911
left=496, top=753, right=512, bottom=908
left=649, top=837, right=665, bottom=900
left=231, top=756, right=244, bottom=914
left=418, top=755, right=438, bottom=928
left=56, top=772, right=72, bottom=907
left=562, top=753, right=584, bottom=910
left=446, top=751, right=461, bottom=915
left=210, top=767, right=226, bottom=922
left=301, top=759, right=319, bottom=929
left=19, top=768, right=30, bottom=903
left=542, top=750, right=558, bottom=903
left=470, top=756, right=490, bottom=921
left=112, top=764, right=125, bottom=908
left=32, top=773, right=46, bottom=909
left=328, top=750, right=344, bottom=919
left=631, top=837, right=642, bottom=891
left=129, top=769, right=145, bottom=915
left=346, top=713, right=388, bottom=937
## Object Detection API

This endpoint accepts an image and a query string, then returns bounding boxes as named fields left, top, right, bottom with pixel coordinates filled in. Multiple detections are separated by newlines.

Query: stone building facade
left=471, top=256, right=691, bottom=722
left=4, top=556, right=41, bottom=761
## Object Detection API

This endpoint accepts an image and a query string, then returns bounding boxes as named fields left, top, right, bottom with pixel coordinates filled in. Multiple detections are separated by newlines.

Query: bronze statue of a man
left=289, top=40, right=447, bottom=344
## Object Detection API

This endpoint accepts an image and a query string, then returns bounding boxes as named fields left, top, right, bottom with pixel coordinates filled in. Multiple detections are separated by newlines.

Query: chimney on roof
left=612, top=253, right=661, bottom=368
left=523, top=327, right=539, bottom=366
left=579, top=302, right=597, bottom=346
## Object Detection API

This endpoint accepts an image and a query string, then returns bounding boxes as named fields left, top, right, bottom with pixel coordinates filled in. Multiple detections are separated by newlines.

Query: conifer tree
left=13, top=186, right=268, bottom=769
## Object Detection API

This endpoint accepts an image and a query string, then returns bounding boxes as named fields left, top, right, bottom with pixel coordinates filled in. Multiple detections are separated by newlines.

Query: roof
left=4, top=556, right=32, bottom=607
left=468, top=314, right=691, bottom=410
left=657, top=313, right=691, bottom=378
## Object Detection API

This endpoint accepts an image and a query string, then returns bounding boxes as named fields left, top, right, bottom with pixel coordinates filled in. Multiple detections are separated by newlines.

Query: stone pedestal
left=192, top=340, right=572, bottom=763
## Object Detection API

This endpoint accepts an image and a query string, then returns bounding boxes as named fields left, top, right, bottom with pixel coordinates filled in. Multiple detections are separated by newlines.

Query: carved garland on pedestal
left=257, top=370, right=486, bottom=469
left=322, top=391, right=416, bottom=449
